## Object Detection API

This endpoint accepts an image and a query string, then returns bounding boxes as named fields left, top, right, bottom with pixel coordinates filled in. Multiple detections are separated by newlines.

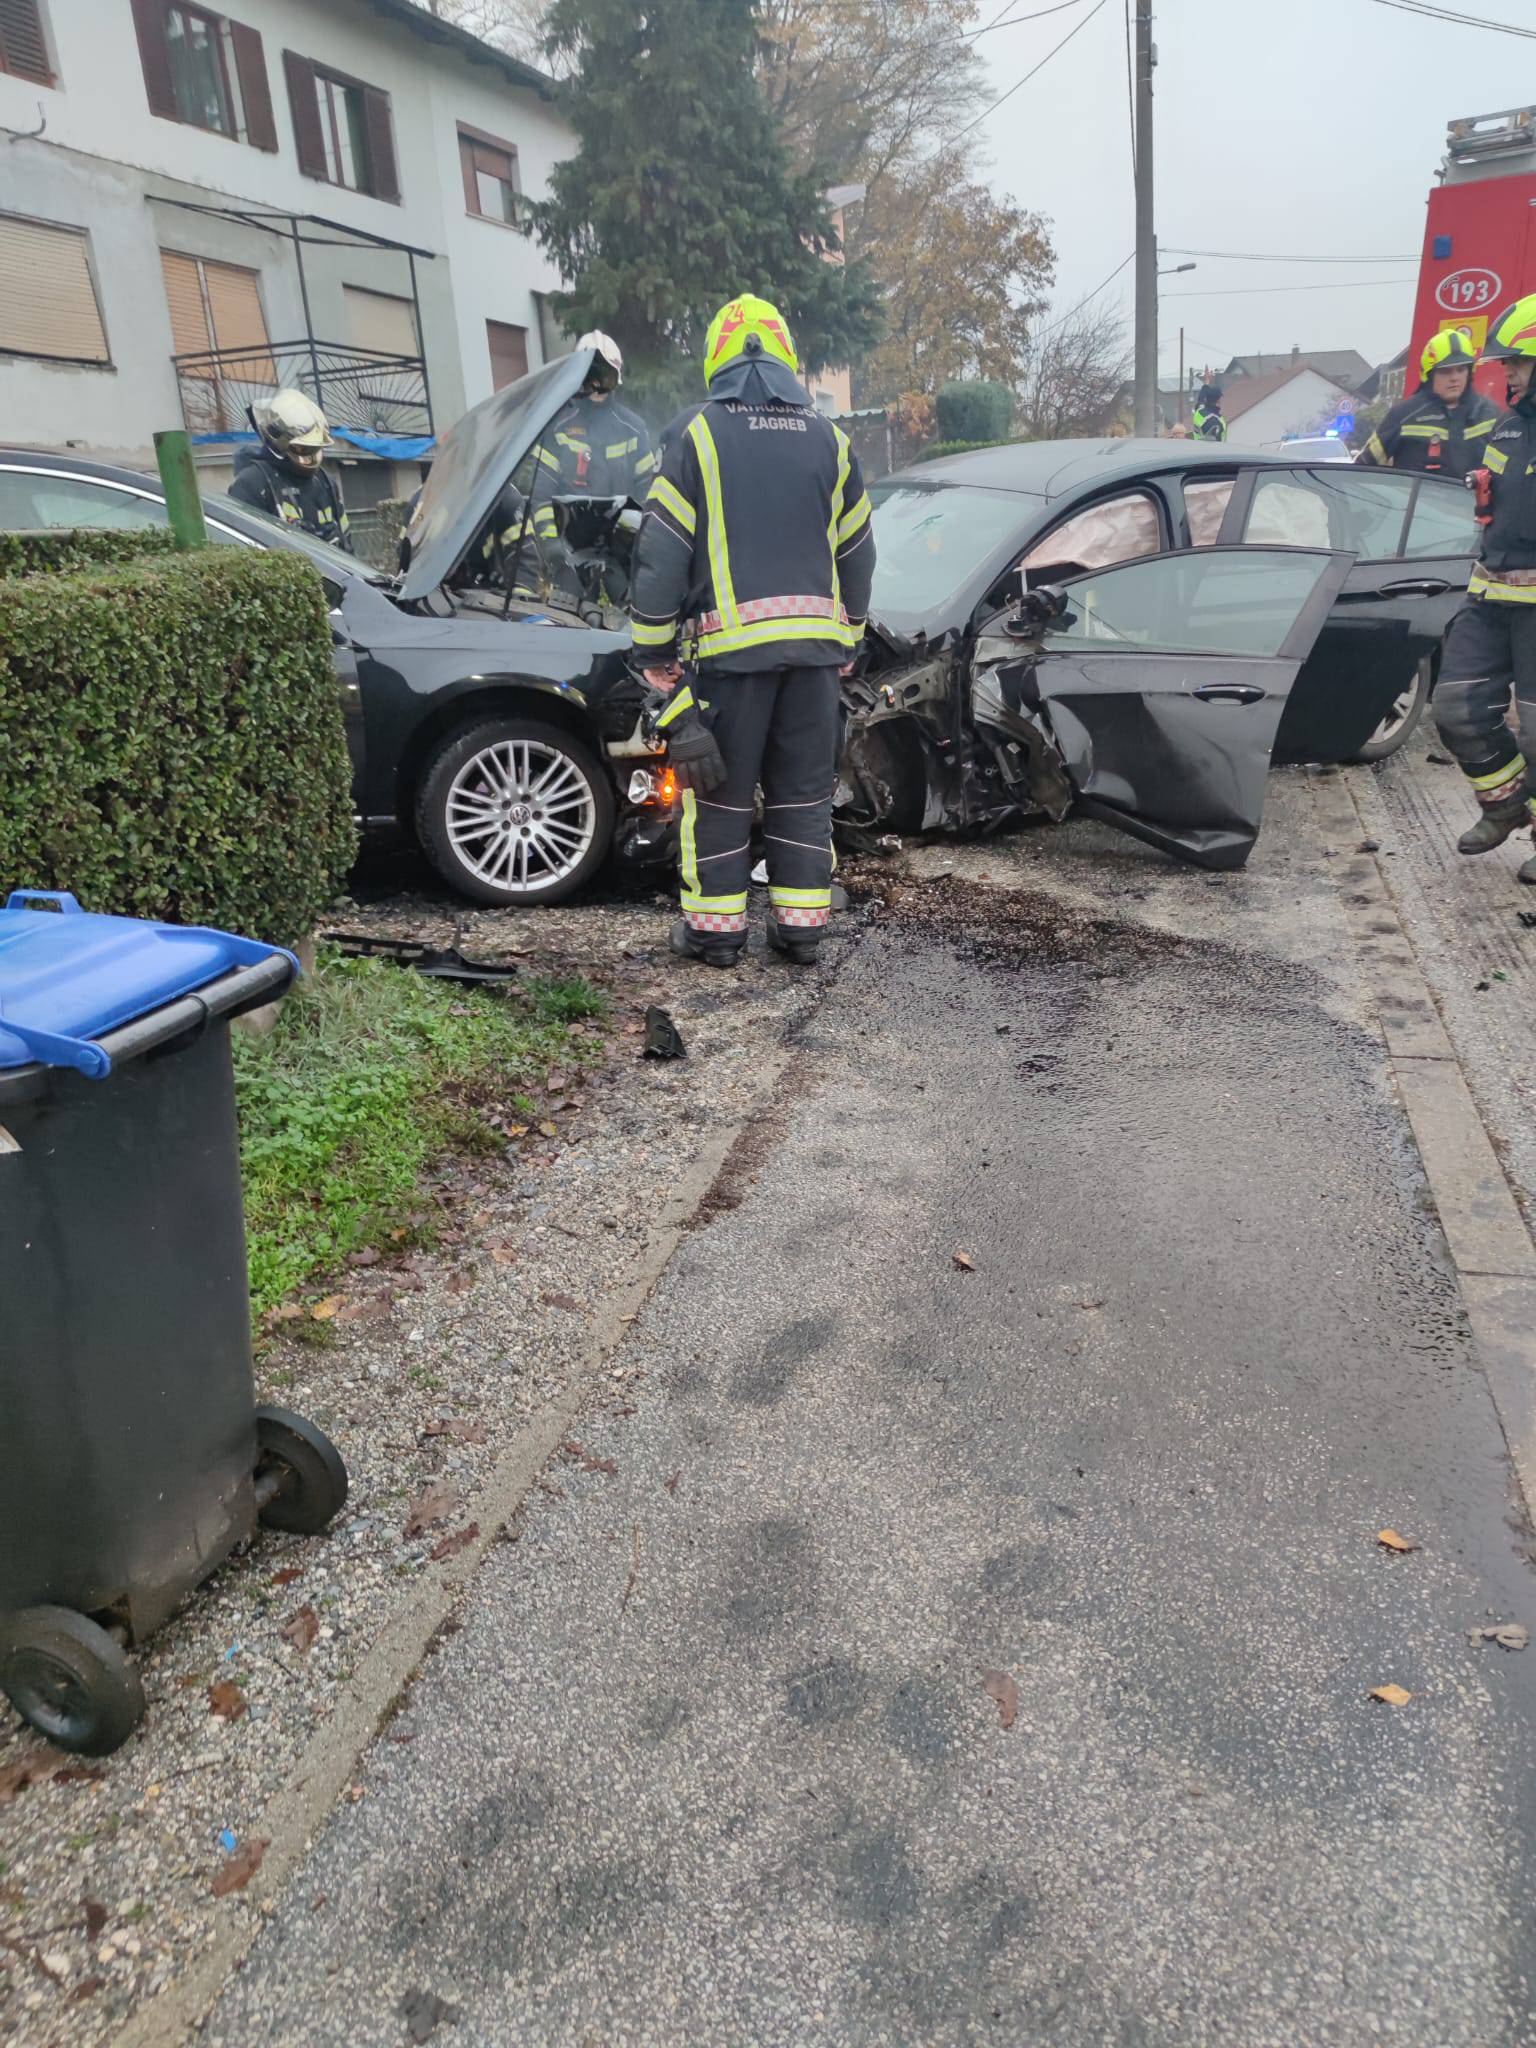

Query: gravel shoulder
left=0, top=877, right=833, bottom=2047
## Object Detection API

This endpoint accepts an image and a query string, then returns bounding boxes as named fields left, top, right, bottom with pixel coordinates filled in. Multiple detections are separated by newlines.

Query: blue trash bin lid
left=0, top=891, right=296, bottom=1079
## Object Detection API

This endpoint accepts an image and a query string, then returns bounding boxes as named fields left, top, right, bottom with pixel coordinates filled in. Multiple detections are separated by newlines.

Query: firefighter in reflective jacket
left=1358, top=329, right=1498, bottom=479
left=628, top=294, right=875, bottom=967
left=229, top=390, right=353, bottom=550
left=1191, top=383, right=1227, bottom=442
left=1430, top=295, right=1536, bottom=880
left=522, top=332, right=655, bottom=552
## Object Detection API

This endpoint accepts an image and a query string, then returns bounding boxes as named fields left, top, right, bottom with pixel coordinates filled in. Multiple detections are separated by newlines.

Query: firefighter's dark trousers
left=1432, top=597, right=1536, bottom=812
left=679, top=664, right=842, bottom=943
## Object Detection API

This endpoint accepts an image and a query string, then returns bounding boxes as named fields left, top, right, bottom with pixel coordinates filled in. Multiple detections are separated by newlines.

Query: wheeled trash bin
left=0, top=890, right=348, bottom=1754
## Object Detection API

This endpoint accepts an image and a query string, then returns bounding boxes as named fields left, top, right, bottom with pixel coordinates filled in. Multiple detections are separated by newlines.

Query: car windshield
left=869, top=481, right=1039, bottom=629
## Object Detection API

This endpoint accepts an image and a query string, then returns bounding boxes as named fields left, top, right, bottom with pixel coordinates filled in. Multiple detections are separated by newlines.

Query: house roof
left=1216, top=363, right=1351, bottom=423
left=364, top=0, right=554, bottom=97
left=1223, top=348, right=1373, bottom=389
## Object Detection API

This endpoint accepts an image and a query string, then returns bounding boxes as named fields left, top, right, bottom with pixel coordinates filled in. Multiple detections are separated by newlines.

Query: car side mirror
left=1003, top=570, right=1073, bottom=638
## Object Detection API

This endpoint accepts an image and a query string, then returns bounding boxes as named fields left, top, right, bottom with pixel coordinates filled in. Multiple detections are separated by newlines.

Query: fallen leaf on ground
left=429, top=1523, right=480, bottom=1563
left=347, top=1247, right=381, bottom=1268
left=1377, top=1529, right=1416, bottom=1553
left=271, top=1304, right=305, bottom=1323
left=953, top=1251, right=976, bottom=1273
left=538, top=1120, right=560, bottom=1140
left=401, top=1987, right=461, bottom=2043
left=269, top=1566, right=305, bottom=1587
left=446, top=1270, right=474, bottom=1296
left=541, top=1290, right=583, bottom=1314
left=281, top=1606, right=319, bottom=1654
left=546, top=1071, right=570, bottom=1093
left=83, top=1899, right=107, bottom=1941
left=423, top=1418, right=488, bottom=1446
left=211, top=1838, right=268, bottom=1898
left=309, top=1295, right=345, bottom=1322
left=208, top=1680, right=248, bottom=1722
left=69, top=1975, right=105, bottom=2003
left=0, top=1751, right=69, bottom=1804
left=403, top=1484, right=461, bottom=1539
left=664, top=1471, right=680, bottom=1496
left=1369, top=1682, right=1413, bottom=1705
left=980, top=1667, right=1019, bottom=1729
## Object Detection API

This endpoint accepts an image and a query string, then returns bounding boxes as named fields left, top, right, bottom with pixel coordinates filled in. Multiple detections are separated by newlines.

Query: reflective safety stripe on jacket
left=1359, top=386, right=1500, bottom=479
left=1472, top=397, right=1536, bottom=589
left=1191, top=409, right=1226, bottom=442
left=628, top=397, right=875, bottom=674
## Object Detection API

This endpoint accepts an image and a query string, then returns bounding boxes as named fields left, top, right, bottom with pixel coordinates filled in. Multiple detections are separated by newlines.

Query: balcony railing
left=173, top=339, right=433, bottom=442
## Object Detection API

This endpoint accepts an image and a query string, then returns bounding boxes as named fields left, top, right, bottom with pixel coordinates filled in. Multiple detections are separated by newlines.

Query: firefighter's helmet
left=251, top=389, right=329, bottom=474
left=576, top=331, right=623, bottom=391
left=1481, top=296, right=1536, bottom=366
left=704, top=295, right=799, bottom=385
left=1421, top=329, right=1478, bottom=380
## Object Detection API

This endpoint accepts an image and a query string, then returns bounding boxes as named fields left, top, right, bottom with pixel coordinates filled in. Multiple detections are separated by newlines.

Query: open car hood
left=397, top=349, right=598, bottom=603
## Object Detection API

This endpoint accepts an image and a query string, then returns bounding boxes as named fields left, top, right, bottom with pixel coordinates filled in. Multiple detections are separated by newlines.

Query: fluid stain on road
left=205, top=849, right=1536, bottom=2048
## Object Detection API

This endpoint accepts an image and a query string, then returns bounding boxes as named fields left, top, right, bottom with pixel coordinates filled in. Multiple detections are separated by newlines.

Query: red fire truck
left=1410, top=107, right=1536, bottom=408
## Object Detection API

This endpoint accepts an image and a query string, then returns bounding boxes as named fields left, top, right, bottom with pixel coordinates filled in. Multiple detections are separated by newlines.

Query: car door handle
left=1374, top=577, right=1453, bottom=598
left=1193, top=684, right=1267, bottom=705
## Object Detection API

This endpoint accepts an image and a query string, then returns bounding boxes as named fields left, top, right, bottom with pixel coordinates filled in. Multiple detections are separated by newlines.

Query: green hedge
left=0, top=528, right=178, bottom=577
left=935, top=380, right=1013, bottom=446
left=914, top=436, right=1019, bottom=464
left=0, top=547, right=356, bottom=948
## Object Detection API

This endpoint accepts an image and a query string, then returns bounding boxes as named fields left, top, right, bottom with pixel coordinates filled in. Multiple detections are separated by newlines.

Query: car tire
left=1349, top=657, right=1431, bottom=764
left=415, top=715, right=616, bottom=906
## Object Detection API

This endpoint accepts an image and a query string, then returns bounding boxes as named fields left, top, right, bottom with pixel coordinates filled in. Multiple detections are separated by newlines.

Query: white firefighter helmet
left=252, top=388, right=330, bottom=471
left=576, top=331, right=623, bottom=389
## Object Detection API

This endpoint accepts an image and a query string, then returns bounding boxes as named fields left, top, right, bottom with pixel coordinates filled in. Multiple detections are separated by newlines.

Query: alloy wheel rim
left=445, top=739, right=597, bottom=892
left=1367, top=668, right=1427, bottom=748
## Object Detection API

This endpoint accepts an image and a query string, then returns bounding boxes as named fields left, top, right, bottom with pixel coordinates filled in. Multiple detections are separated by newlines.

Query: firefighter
left=628, top=293, right=875, bottom=967
left=228, top=390, right=352, bottom=550
left=1357, top=329, right=1498, bottom=478
left=1191, top=383, right=1227, bottom=442
left=1430, top=294, right=1536, bottom=876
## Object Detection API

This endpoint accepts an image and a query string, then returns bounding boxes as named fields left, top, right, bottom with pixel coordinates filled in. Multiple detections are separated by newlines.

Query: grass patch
left=234, top=949, right=606, bottom=1319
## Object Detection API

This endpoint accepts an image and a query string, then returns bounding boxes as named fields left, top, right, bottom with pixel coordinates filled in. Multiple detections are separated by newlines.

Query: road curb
left=115, top=1035, right=803, bottom=2048
left=1313, top=767, right=1536, bottom=1517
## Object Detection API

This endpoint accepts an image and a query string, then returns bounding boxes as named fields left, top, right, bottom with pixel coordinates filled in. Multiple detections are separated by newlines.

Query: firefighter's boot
left=765, top=917, right=821, bottom=967
left=1457, top=794, right=1529, bottom=855
left=670, top=918, right=742, bottom=969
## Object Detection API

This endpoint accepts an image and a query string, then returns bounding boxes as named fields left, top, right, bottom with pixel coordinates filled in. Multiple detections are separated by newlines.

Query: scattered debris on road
left=209, top=1837, right=267, bottom=1898
left=980, top=1668, right=1020, bottom=1729
left=953, top=1250, right=976, bottom=1272
left=1467, top=1622, right=1529, bottom=1651
left=1376, top=1529, right=1416, bottom=1553
left=401, top=1986, right=461, bottom=2042
left=642, top=1004, right=686, bottom=1059
left=323, top=930, right=523, bottom=986
left=1368, top=1683, right=1413, bottom=1706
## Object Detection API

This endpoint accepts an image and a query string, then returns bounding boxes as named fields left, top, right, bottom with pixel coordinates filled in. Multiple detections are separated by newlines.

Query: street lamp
left=1159, top=262, right=1197, bottom=277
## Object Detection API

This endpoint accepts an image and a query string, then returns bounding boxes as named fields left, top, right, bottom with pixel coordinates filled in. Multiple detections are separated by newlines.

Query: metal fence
left=173, top=340, right=432, bottom=440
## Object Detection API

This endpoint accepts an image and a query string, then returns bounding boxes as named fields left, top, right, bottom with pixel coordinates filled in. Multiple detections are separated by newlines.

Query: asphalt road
left=204, top=778, right=1536, bottom=2047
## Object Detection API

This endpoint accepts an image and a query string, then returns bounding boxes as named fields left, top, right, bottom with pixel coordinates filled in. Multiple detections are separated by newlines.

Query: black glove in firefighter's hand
left=642, top=682, right=727, bottom=797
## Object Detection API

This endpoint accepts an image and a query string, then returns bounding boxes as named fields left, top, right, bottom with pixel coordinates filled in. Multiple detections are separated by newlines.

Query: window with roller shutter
left=283, top=50, right=399, bottom=201
left=0, top=0, right=54, bottom=86
left=458, top=125, right=520, bottom=227
left=0, top=214, right=110, bottom=365
left=129, top=0, right=277, bottom=150
left=160, top=249, right=273, bottom=429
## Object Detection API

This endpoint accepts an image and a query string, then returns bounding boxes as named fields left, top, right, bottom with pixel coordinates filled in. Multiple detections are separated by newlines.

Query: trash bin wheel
left=0, top=1607, right=146, bottom=1756
left=254, top=1406, right=349, bottom=1535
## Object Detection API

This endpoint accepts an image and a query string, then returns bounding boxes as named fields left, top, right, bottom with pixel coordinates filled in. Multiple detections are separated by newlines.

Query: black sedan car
left=0, top=375, right=1479, bottom=888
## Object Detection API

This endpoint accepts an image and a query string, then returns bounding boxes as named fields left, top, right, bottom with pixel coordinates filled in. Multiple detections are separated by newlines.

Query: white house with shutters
left=0, top=0, right=577, bottom=502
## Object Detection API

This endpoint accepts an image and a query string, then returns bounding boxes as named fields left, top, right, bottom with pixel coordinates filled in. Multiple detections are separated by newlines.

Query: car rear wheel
left=1350, top=657, right=1431, bottom=764
left=415, top=717, right=615, bottom=906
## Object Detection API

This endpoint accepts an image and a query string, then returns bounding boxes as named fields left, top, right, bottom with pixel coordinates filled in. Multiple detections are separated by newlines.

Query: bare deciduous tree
left=1016, top=306, right=1134, bottom=441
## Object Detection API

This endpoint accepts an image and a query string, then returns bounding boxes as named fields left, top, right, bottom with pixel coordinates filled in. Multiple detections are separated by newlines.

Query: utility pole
left=1132, top=0, right=1157, bottom=437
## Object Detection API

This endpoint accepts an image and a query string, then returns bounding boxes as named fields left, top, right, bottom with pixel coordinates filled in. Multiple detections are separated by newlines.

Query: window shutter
left=130, top=0, right=177, bottom=120
left=459, top=132, right=480, bottom=215
left=283, top=50, right=325, bottom=178
left=0, top=0, right=54, bottom=86
left=159, top=250, right=211, bottom=358
left=362, top=86, right=399, bottom=201
left=206, top=260, right=273, bottom=385
left=231, top=22, right=277, bottom=151
left=487, top=321, right=528, bottom=391
left=0, top=215, right=110, bottom=363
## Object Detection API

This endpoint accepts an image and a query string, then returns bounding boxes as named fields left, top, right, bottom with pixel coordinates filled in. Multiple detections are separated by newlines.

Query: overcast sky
left=972, top=0, right=1529, bottom=377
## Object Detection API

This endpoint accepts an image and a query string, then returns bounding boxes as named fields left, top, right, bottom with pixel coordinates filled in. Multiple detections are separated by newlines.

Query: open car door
left=980, top=544, right=1353, bottom=870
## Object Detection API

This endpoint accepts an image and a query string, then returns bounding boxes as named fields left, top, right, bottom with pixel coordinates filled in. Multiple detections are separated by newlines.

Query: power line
left=1036, top=251, right=1134, bottom=339
left=954, top=0, right=1094, bottom=42
left=945, top=0, right=1113, bottom=147
left=1163, top=246, right=1418, bottom=264
left=1163, top=277, right=1418, bottom=298
left=1365, top=0, right=1536, bottom=36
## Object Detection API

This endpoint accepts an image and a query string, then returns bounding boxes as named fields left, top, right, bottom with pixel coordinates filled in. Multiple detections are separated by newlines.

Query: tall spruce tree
left=528, top=0, right=881, bottom=412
